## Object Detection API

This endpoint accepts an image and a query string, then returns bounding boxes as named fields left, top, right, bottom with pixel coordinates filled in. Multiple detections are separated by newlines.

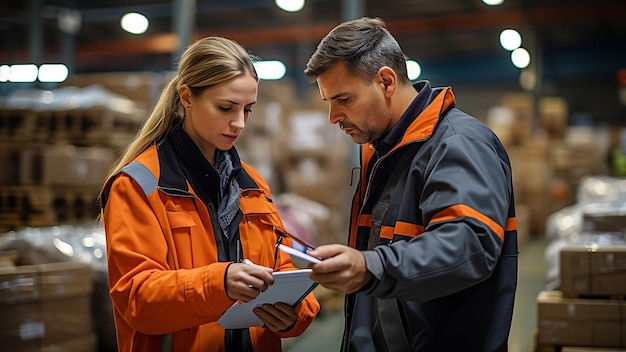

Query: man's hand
left=253, top=302, right=297, bottom=332
left=225, top=263, right=274, bottom=302
left=307, top=244, right=373, bottom=293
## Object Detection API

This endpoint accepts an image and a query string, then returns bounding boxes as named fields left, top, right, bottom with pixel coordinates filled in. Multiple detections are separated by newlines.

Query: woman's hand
left=225, top=262, right=274, bottom=302
left=253, top=302, right=297, bottom=332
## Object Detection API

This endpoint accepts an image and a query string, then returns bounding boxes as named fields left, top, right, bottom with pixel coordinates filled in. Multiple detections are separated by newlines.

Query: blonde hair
left=100, top=36, right=258, bottom=199
left=98, top=36, right=259, bottom=220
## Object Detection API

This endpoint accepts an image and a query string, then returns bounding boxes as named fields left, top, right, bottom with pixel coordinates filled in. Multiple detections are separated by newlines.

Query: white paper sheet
left=217, top=269, right=317, bottom=329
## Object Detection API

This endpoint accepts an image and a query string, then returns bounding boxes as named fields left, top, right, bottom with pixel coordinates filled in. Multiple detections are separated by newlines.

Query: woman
left=99, top=36, right=319, bottom=351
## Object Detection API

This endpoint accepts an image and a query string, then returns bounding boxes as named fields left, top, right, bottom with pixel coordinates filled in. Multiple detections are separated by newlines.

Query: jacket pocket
left=167, top=211, right=196, bottom=228
left=239, top=190, right=281, bottom=267
left=166, top=211, right=197, bottom=268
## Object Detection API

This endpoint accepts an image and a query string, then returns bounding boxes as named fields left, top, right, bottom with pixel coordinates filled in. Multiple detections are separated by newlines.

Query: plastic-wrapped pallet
left=0, top=222, right=115, bottom=352
left=0, top=259, right=94, bottom=351
left=544, top=176, right=626, bottom=291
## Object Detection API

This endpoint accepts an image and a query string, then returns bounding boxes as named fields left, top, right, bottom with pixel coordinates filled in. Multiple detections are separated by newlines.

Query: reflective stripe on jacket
left=343, top=81, right=518, bottom=351
left=101, top=139, right=319, bottom=352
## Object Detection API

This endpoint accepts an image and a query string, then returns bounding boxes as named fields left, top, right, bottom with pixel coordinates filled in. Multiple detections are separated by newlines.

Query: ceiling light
left=38, top=64, right=69, bottom=83
left=275, top=0, right=305, bottom=12
left=511, top=48, right=530, bottom=69
left=121, top=12, right=149, bottom=35
left=499, top=29, right=522, bottom=51
left=9, top=64, right=38, bottom=83
left=254, top=60, right=286, bottom=80
left=0, top=65, right=9, bottom=82
left=482, top=0, right=504, bottom=5
left=406, top=60, right=421, bottom=81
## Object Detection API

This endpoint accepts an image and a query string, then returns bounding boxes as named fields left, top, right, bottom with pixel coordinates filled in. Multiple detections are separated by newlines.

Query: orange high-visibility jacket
left=101, top=140, right=319, bottom=351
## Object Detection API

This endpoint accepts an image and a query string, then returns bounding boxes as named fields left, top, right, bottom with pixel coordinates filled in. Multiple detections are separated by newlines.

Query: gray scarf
left=215, top=151, right=240, bottom=237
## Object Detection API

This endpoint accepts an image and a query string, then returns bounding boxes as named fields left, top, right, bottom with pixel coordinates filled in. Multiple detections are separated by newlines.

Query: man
left=304, top=17, right=518, bottom=351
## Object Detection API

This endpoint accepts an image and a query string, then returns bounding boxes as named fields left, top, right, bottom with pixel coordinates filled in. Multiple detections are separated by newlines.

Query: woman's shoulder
left=240, top=161, right=272, bottom=194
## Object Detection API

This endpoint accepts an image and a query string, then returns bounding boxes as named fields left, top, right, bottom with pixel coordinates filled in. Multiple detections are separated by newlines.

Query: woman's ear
left=178, top=84, right=192, bottom=109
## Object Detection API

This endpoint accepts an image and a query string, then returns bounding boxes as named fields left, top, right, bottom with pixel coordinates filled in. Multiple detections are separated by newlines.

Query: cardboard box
left=15, top=145, right=114, bottom=187
left=0, top=250, right=18, bottom=267
left=40, top=145, right=114, bottom=187
left=0, top=295, right=94, bottom=351
left=560, top=246, right=626, bottom=298
left=39, top=332, right=97, bottom=352
left=582, top=210, right=626, bottom=233
left=537, top=290, right=626, bottom=348
left=0, top=261, right=92, bottom=303
left=538, top=96, right=568, bottom=139
left=0, top=261, right=93, bottom=350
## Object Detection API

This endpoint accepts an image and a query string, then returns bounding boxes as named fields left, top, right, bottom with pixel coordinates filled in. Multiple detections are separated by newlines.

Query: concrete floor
left=284, top=236, right=548, bottom=352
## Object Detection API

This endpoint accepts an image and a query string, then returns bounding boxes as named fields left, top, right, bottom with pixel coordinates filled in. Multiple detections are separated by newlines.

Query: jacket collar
left=390, top=80, right=456, bottom=152
left=371, top=80, right=455, bottom=155
left=157, top=125, right=258, bottom=193
left=372, top=81, right=433, bottom=154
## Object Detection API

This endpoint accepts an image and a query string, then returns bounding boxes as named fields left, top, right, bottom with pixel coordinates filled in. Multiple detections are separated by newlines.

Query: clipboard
left=217, top=269, right=318, bottom=329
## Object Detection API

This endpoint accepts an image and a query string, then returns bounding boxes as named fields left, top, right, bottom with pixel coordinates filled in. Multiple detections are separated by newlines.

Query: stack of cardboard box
left=0, top=87, right=145, bottom=232
left=535, top=210, right=626, bottom=351
left=0, top=259, right=96, bottom=352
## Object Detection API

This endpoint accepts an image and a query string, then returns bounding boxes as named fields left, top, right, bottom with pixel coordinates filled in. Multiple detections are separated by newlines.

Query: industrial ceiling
left=1, top=0, right=625, bottom=89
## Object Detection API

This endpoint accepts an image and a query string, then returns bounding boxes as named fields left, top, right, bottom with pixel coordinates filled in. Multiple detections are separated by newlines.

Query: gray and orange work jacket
left=100, top=138, right=319, bottom=352
left=343, top=81, right=518, bottom=351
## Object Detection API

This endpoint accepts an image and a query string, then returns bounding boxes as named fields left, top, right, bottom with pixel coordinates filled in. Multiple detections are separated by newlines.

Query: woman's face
left=180, top=74, right=258, bottom=164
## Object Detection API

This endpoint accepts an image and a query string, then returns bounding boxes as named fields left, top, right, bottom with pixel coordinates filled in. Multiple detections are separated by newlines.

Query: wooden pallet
left=0, top=143, right=114, bottom=187
left=0, top=109, right=39, bottom=142
left=0, top=186, right=100, bottom=230
left=0, top=107, right=142, bottom=147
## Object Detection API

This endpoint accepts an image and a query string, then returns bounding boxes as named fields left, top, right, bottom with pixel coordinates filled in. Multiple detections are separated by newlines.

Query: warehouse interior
left=1, top=0, right=626, bottom=351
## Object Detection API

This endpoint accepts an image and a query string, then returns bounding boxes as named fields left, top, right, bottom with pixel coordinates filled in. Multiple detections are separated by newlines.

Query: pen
left=243, top=258, right=265, bottom=269
left=242, top=259, right=267, bottom=290
left=237, top=239, right=241, bottom=263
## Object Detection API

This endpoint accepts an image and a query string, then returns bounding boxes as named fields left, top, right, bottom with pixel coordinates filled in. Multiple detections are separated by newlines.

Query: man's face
left=316, top=62, right=393, bottom=145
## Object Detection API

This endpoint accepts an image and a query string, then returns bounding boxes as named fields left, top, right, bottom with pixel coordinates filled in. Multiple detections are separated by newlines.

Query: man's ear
left=378, top=66, right=397, bottom=97
left=178, top=84, right=192, bottom=109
